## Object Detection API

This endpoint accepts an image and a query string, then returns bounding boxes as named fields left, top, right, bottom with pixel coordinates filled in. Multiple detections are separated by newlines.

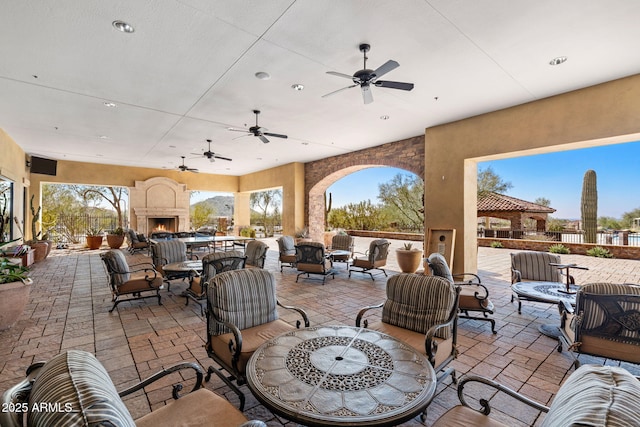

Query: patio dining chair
left=427, top=252, right=496, bottom=334
left=349, top=238, right=390, bottom=280
left=205, top=268, right=310, bottom=410
left=295, top=241, right=336, bottom=284
left=151, top=239, right=196, bottom=292
left=277, top=235, right=297, bottom=271
left=125, top=229, right=149, bottom=254
left=328, top=233, right=354, bottom=264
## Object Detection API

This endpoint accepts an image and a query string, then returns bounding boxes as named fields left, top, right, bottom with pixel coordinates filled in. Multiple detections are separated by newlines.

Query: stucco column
left=234, top=192, right=250, bottom=235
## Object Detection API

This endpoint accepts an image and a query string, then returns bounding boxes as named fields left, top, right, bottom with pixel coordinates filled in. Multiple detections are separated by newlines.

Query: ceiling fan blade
left=258, top=135, right=270, bottom=144
left=371, top=60, right=399, bottom=80
left=374, top=80, right=414, bottom=91
left=228, top=127, right=250, bottom=133
left=214, top=155, right=232, bottom=161
left=361, top=84, right=373, bottom=104
left=263, top=132, right=287, bottom=139
left=326, top=71, right=355, bottom=80
left=232, top=134, right=250, bottom=141
left=322, top=84, right=358, bottom=98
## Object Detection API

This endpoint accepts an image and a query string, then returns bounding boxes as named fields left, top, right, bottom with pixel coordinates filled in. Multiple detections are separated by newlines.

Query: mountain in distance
left=191, top=195, right=234, bottom=216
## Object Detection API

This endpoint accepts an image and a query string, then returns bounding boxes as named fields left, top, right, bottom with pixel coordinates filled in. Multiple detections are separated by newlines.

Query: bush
left=489, top=241, right=504, bottom=248
left=239, top=227, right=256, bottom=238
left=586, top=246, right=613, bottom=258
left=549, top=244, right=570, bottom=254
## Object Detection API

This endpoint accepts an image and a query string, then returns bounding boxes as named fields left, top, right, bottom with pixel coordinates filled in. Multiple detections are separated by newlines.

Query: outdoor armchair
left=427, top=252, right=496, bottom=334
left=328, top=233, right=354, bottom=264
left=125, top=228, right=149, bottom=254
left=349, top=238, right=390, bottom=280
left=0, top=349, right=266, bottom=427
left=100, top=250, right=163, bottom=312
left=431, top=364, right=640, bottom=427
left=295, top=241, right=336, bottom=284
left=356, top=273, right=460, bottom=386
left=245, top=239, right=268, bottom=268
left=277, top=235, right=297, bottom=271
left=205, top=268, right=310, bottom=411
left=151, top=239, right=196, bottom=292
left=510, top=251, right=572, bottom=314
left=558, top=282, right=640, bottom=368
left=184, top=250, right=246, bottom=316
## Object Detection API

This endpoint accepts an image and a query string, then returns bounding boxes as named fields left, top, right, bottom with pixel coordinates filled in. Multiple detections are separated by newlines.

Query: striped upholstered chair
left=356, top=273, right=460, bottom=386
left=510, top=251, right=569, bottom=314
left=328, top=233, right=354, bottom=264
left=151, top=239, right=195, bottom=292
left=245, top=240, right=268, bottom=268
left=431, top=364, right=640, bottom=427
left=100, top=250, right=163, bottom=312
left=559, top=282, right=640, bottom=368
left=205, top=268, right=310, bottom=410
left=427, top=252, right=496, bottom=334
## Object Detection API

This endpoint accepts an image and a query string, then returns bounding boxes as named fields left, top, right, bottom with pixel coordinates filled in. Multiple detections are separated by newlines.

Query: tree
left=534, top=197, right=551, bottom=207
left=377, top=173, right=424, bottom=232
left=620, top=208, right=640, bottom=230
left=250, top=189, right=282, bottom=237
left=477, top=166, right=513, bottom=197
left=598, top=216, right=621, bottom=230
left=190, top=203, right=215, bottom=230
left=328, top=200, right=388, bottom=231
left=42, top=184, right=87, bottom=243
left=75, top=185, right=128, bottom=228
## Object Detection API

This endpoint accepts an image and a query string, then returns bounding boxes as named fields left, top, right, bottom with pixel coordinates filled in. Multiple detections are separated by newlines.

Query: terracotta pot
left=86, top=235, right=104, bottom=250
left=106, top=234, right=125, bottom=249
left=396, top=249, right=423, bottom=273
left=0, top=278, right=32, bottom=330
left=31, top=241, right=48, bottom=262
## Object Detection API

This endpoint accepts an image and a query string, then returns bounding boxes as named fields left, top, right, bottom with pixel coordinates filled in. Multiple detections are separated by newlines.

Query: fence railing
left=47, top=214, right=128, bottom=244
left=479, top=229, right=640, bottom=247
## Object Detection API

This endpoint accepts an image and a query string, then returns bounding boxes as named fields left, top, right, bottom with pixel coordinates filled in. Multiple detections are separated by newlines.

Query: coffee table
left=246, top=325, right=437, bottom=427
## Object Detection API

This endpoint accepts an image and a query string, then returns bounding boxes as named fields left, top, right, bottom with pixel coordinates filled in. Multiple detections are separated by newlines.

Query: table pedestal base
left=538, top=324, right=560, bottom=339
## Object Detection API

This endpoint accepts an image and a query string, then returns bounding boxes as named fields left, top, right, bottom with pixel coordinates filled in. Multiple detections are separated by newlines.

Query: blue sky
left=328, top=141, right=640, bottom=220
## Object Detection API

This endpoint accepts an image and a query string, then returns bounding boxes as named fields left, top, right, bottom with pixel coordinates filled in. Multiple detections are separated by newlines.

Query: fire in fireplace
left=148, top=217, right=177, bottom=233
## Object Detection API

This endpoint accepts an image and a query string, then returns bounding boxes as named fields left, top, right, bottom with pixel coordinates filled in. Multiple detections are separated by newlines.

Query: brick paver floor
left=1, top=237, right=639, bottom=426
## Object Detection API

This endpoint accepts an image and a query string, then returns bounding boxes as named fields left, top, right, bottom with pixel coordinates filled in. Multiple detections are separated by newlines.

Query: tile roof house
left=478, top=192, right=555, bottom=232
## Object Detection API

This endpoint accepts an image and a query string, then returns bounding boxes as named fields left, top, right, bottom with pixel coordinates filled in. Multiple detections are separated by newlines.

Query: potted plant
left=86, top=228, right=104, bottom=250
left=106, top=227, right=125, bottom=249
left=0, top=240, right=32, bottom=330
left=396, top=242, right=423, bottom=273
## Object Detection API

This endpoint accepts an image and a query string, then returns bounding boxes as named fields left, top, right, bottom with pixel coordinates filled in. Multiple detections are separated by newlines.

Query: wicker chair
left=356, top=273, right=460, bottom=386
left=100, top=250, right=163, bottom=312
left=427, top=252, right=496, bottom=334
left=205, top=268, right=310, bottom=410
left=349, top=238, right=390, bottom=280
left=295, top=241, right=336, bottom=284
left=558, top=282, right=640, bottom=368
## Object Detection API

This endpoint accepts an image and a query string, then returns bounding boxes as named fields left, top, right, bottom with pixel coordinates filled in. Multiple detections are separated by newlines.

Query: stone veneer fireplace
left=129, top=177, right=190, bottom=235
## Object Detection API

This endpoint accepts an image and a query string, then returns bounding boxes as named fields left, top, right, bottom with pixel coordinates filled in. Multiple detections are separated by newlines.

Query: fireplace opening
left=148, top=217, right=178, bottom=233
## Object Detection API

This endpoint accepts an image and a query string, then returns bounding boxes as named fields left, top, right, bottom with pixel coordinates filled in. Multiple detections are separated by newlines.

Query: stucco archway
left=304, top=136, right=424, bottom=241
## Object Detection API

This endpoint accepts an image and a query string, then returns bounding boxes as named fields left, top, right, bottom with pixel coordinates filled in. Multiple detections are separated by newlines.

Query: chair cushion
left=278, top=236, right=296, bottom=255
left=102, top=250, right=131, bottom=285
left=459, top=286, right=493, bottom=310
left=431, top=404, right=509, bottom=427
left=245, top=240, right=268, bottom=268
left=208, top=269, right=279, bottom=336
left=152, top=240, right=187, bottom=276
left=135, top=388, right=249, bottom=427
left=382, top=274, right=456, bottom=340
left=541, top=364, right=640, bottom=427
left=511, top=251, right=561, bottom=282
left=331, top=234, right=353, bottom=251
left=427, top=253, right=454, bottom=282
left=28, top=350, right=135, bottom=427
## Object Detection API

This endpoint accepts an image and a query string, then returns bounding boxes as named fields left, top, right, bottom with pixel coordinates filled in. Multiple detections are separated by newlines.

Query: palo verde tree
left=581, top=169, right=598, bottom=244
left=250, top=189, right=282, bottom=237
left=477, top=166, right=513, bottom=197
left=377, top=173, right=424, bottom=232
left=75, top=185, right=128, bottom=228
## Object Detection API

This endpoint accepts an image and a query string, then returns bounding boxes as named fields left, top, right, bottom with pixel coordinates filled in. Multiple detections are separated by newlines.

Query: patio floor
left=1, top=237, right=639, bottom=426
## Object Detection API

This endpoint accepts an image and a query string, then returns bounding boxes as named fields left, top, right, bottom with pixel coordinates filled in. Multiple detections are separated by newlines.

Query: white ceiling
left=2, top=1, right=640, bottom=176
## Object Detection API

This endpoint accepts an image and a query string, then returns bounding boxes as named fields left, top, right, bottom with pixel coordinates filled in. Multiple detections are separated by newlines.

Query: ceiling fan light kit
left=227, top=110, right=288, bottom=143
left=190, top=139, right=232, bottom=162
left=323, top=43, right=414, bottom=104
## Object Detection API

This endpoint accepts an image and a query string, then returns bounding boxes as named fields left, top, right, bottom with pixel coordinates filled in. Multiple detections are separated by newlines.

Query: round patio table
left=246, top=325, right=436, bottom=427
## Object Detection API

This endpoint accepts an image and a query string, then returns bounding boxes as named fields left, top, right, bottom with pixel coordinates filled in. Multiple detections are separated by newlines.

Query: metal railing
left=47, top=214, right=127, bottom=244
left=479, top=229, right=640, bottom=247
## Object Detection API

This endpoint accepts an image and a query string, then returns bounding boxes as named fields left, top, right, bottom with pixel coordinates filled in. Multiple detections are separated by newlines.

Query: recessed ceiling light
left=98, top=135, right=108, bottom=139
left=301, top=142, right=309, bottom=145
left=257, top=157, right=262, bottom=160
left=549, top=56, right=567, bottom=66
left=255, top=71, right=271, bottom=80
left=112, top=20, right=135, bottom=33
left=169, top=145, right=176, bottom=148
left=380, top=115, right=390, bottom=120
left=291, top=84, right=304, bottom=91
left=103, top=101, right=117, bottom=108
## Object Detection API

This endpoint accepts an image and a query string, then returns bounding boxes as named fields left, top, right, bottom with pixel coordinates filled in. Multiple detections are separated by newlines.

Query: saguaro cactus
left=324, top=191, right=332, bottom=228
left=581, top=170, right=598, bottom=244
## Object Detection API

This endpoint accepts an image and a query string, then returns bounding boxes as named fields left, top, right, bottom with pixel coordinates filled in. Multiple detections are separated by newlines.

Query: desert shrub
left=549, top=244, right=570, bottom=254
left=490, top=241, right=504, bottom=248
left=586, top=246, right=613, bottom=258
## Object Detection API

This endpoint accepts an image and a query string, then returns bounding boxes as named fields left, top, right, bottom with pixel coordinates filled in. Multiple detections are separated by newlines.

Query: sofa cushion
left=541, top=364, right=640, bottom=427
left=28, top=350, right=135, bottom=427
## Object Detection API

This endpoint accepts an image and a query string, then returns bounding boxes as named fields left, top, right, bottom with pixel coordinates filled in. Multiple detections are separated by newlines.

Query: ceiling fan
left=228, top=110, right=288, bottom=143
left=190, top=139, right=232, bottom=162
left=323, top=43, right=414, bottom=104
left=177, top=156, right=198, bottom=173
